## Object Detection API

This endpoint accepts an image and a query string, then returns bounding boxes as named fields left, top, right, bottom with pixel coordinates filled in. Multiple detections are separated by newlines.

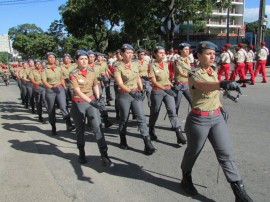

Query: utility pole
left=226, top=7, right=230, bottom=43
left=256, top=0, right=266, bottom=49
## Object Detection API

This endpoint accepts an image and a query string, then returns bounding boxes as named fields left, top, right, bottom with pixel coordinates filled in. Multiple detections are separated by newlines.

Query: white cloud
left=244, top=5, right=270, bottom=27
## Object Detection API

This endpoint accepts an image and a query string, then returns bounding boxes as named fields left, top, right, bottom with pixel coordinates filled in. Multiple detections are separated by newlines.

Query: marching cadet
left=15, top=62, right=24, bottom=102
left=180, top=41, right=253, bottom=202
left=61, top=53, right=76, bottom=106
left=136, top=48, right=152, bottom=107
left=148, top=45, right=186, bottom=145
left=29, top=60, right=48, bottom=123
left=96, top=53, right=113, bottom=106
left=70, top=50, right=113, bottom=166
left=41, top=52, right=75, bottom=135
left=230, top=43, right=247, bottom=87
left=217, top=47, right=231, bottom=81
left=114, top=44, right=155, bottom=155
left=254, top=41, right=269, bottom=83
left=18, top=62, right=30, bottom=109
left=245, top=44, right=255, bottom=85
left=25, top=59, right=36, bottom=113
left=87, top=50, right=113, bottom=128
left=174, top=43, right=192, bottom=116
left=113, top=49, right=122, bottom=119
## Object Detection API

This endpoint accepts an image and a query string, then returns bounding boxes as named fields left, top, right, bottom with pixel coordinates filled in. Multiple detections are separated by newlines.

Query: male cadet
left=218, top=47, right=231, bottom=81
left=25, top=59, right=36, bottom=113
left=61, top=53, right=76, bottom=106
left=254, top=41, right=269, bottom=83
left=245, top=44, right=255, bottom=85
left=230, top=43, right=247, bottom=87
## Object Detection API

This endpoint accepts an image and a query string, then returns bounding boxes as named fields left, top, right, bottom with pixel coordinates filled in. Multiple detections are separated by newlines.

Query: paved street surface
left=0, top=73, right=270, bottom=202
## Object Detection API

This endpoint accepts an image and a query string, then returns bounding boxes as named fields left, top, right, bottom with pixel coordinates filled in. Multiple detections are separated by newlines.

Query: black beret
left=74, top=50, right=89, bottom=60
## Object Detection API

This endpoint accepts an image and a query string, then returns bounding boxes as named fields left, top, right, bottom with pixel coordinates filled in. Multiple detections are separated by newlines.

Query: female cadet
left=61, top=53, right=76, bottom=106
left=148, top=46, right=186, bottom=145
left=87, top=50, right=113, bottom=128
left=137, top=49, right=152, bottom=108
left=25, top=59, right=36, bottom=113
left=18, top=62, right=29, bottom=107
left=29, top=60, right=48, bottom=123
left=174, top=43, right=192, bottom=115
left=41, top=52, right=75, bottom=135
left=70, top=50, right=113, bottom=167
left=114, top=44, right=155, bottom=155
left=180, top=41, right=253, bottom=202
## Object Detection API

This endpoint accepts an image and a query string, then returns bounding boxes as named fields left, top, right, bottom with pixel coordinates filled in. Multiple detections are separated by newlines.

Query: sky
left=0, top=0, right=269, bottom=35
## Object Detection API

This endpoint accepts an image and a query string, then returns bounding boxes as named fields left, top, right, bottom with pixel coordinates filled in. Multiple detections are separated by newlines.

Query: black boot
left=65, top=118, right=75, bottom=132
left=51, top=124, right=57, bottom=136
left=100, top=150, right=114, bottom=167
left=119, top=135, right=129, bottom=150
left=230, top=181, right=253, bottom=202
left=104, top=118, right=113, bottom=128
left=180, top=171, right=198, bottom=196
left=175, top=127, right=186, bottom=144
left=25, top=102, right=29, bottom=109
left=143, top=136, right=155, bottom=155
left=78, top=146, right=87, bottom=164
left=38, top=115, right=43, bottom=122
left=149, top=127, right=158, bottom=141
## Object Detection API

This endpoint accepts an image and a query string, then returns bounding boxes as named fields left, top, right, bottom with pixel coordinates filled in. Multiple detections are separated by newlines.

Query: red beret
left=238, top=43, right=244, bottom=48
left=222, top=47, right=226, bottom=51
left=261, top=41, right=266, bottom=45
left=174, top=50, right=178, bottom=53
left=248, top=44, right=254, bottom=49
left=224, top=43, right=231, bottom=47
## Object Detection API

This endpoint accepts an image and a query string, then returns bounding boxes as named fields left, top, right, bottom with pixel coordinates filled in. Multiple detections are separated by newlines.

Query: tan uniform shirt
left=61, top=63, right=76, bottom=79
left=100, top=62, right=108, bottom=75
left=29, top=69, right=42, bottom=85
left=189, top=67, right=220, bottom=111
left=70, top=67, right=98, bottom=98
left=19, top=68, right=27, bottom=79
left=137, top=60, right=149, bottom=77
left=246, top=50, right=254, bottom=63
left=114, top=61, right=139, bottom=90
left=149, top=62, right=171, bottom=87
left=174, top=57, right=191, bottom=83
left=25, top=67, right=34, bottom=80
left=41, top=65, right=62, bottom=86
left=220, top=52, right=230, bottom=64
left=257, top=47, right=269, bottom=60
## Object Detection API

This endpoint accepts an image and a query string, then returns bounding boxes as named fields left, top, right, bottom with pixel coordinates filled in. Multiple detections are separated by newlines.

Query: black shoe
left=32, top=109, right=36, bottom=114
left=149, top=127, right=158, bottom=141
left=241, top=84, right=247, bottom=88
left=78, top=147, right=87, bottom=164
left=104, top=119, right=113, bottom=128
left=66, top=118, right=75, bottom=132
left=176, top=127, right=186, bottom=144
left=100, top=150, right=114, bottom=167
left=38, top=115, right=43, bottom=123
left=106, top=101, right=111, bottom=106
left=249, top=83, right=254, bottom=85
left=116, top=114, right=120, bottom=120
left=25, top=104, right=29, bottom=109
left=51, top=125, right=57, bottom=136
left=230, top=181, right=253, bottom=202
left=143, top=136, right=155, bottom=155
left=180, top=171, right=198, bottom=196
left=119, top=135, right=129, bottom=149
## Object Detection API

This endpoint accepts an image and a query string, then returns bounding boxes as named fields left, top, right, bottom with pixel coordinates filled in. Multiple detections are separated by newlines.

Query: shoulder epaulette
left=70, top=68, right=79, bottom=75
left=87, top=67, right=94, bottom=72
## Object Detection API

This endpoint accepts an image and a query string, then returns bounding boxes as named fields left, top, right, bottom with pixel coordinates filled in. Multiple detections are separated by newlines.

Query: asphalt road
left=0, top=74, right=269, bottom=202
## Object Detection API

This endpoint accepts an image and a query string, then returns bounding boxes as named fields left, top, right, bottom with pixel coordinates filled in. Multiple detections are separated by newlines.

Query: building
left=0, top=34, right=13, bottom=54
left=205, top=0, right=245, bottom=37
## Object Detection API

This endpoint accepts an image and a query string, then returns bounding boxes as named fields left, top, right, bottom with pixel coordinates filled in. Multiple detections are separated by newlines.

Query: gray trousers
left=149, top=90, right=180, bottom=129
left=181, top=112, right=241, bottom=183
left=141, top=77, right=152, bottom=107
left=33, top=86, right=47, bottom=116
left=45, top=86, right=70, bottom=125
left=174, top=83, right=192, bottom=115
left=26, top=82, right=35, bottom=110
left=65, top=80, right=73, bottom=105
left=117, top=93, right=149, bottom=137
left=71, top=101, right=108, bottom=151
left=21, top=81, right=27, bottom=104
left=114, top=84, right=119, bottom=117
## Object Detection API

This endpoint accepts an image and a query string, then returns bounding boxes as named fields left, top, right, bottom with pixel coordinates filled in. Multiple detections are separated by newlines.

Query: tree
left=60, top=0, right=122, bottom=52
left=9, top=24, right=57, bottom=59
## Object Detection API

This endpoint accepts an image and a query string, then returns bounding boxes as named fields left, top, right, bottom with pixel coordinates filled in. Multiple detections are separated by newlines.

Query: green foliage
left=0, top=52, right=10, bottom=64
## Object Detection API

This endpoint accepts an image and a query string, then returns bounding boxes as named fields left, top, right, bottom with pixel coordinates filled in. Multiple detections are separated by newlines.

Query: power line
left=0, top=0, right=56, bottom=6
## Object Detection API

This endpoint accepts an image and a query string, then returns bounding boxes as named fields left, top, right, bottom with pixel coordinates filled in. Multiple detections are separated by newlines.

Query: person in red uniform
left=218, top=47, right=231, bottom=81
left=254, top=41, right=269, bottom=83
left=245, top=44, right=255, bottom=85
